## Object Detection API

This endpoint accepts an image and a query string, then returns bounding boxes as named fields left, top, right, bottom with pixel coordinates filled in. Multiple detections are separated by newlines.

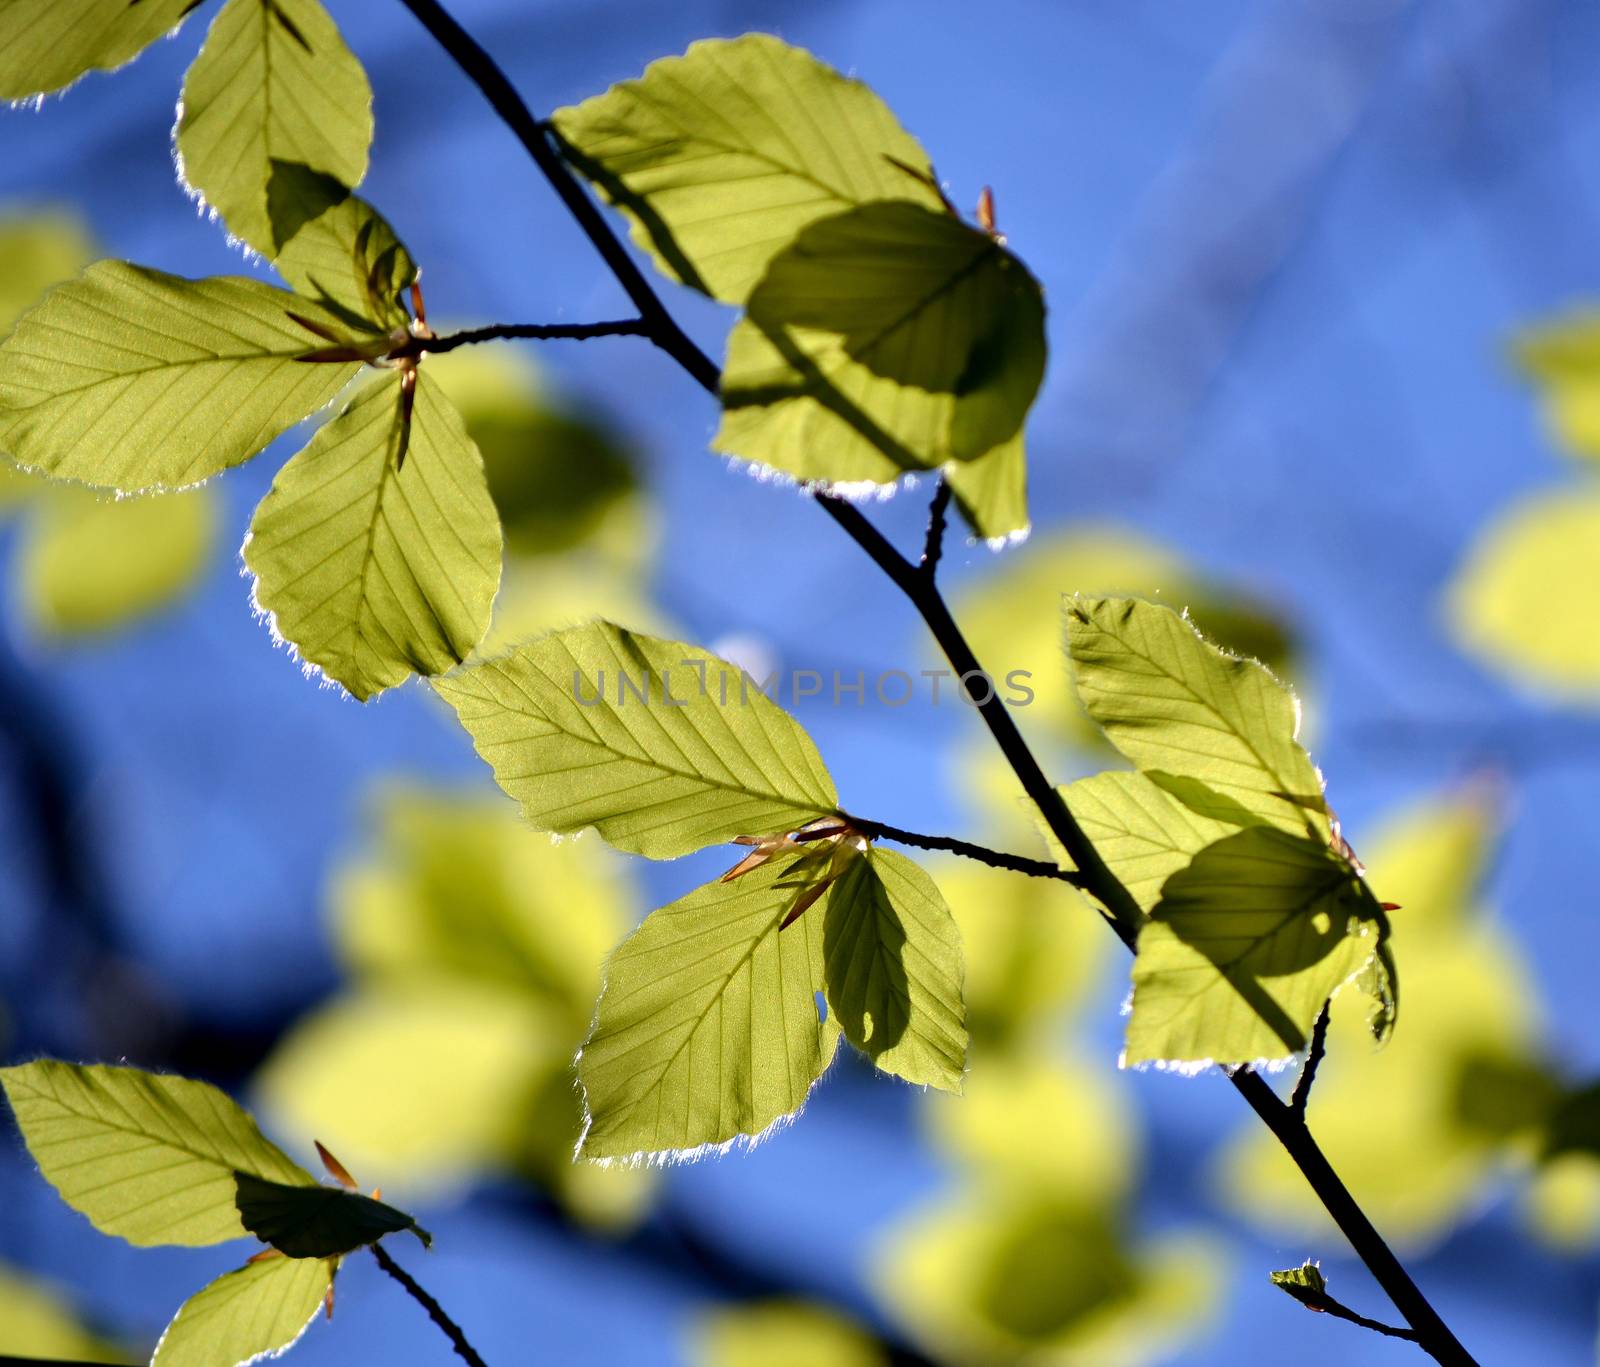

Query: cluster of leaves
left=0, top=1060, right=427, bottom=1365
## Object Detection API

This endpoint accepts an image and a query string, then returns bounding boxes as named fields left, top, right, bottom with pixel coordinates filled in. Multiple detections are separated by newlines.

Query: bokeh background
left=4, top=0, right=1600, bottom=1362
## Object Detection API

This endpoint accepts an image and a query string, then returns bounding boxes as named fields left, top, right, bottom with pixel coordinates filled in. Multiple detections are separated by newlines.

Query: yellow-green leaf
left=1515, top=313, right=1600, bottom=466
left=246, top=369, right=501, bottom=699
left=577, top=858, right=839, bottom=1161
left=1126, top=826, right=1386, bottom=1066
left=551, top=33, right=942, bottom=304
left=1447, top=487, right=1600, bottom=701
left=0, top=1060, right=315, bottom=1247
left=233, top=1173, right=425, bottom=1257
left=152, top=1256, right=331, bottom=1367
left=692, top=1301, right=885, bottom=1367
left=274, top=193, right=417, bottom=332
left=0, top=1265, right=123, bottom=1363
left=0, top=0, right=201, bottom=100
left=945, top=433, right=1028, bottom=544
left=0, top=262, right=368, bottom=491
left=1066, top=596, right=1328, bottom=837
left=176, top=0, right=373, bottom=255
left=20, top=485, right=217, bottom=636
left=823, top=850, right=965, bottom=1091
left=434, top=622, right=839, bottom=859
left=0, top=213, right=95, bottom=335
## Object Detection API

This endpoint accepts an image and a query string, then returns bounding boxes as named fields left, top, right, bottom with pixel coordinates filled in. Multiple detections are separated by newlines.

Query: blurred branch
left=394, top=3, right=1478, bottom=1362
left=917, top=476, right=952, bottom=580
left=371, top=1243, right=490, bottom=1367
left=1290, top=1002, right=1331, bottom=1120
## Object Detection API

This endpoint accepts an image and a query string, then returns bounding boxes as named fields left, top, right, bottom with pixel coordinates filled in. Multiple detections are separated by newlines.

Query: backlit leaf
left=1066, top=596, right=1328, bottom=837
left=0, top=1060, right=314, bottom=1247
left=823, top=850, right=965, bottom=1091
left=274, top=193, right=417, bottom=332
left=434, top=622, right=839, bottom=859
left=551, top=33, right=943, bottom=304
left=577, top=858, right=839, bottom=1161
left=0, top=0, right=200, bottom=100
left=233, top=1172, right=425, bottom=1257
left=0, top=262, right=368, bottom=491
left=945, top=433, right=1028, bottom=544
left=245, top=370, right=502, bottom=700
left=151, top=1256, right=331, bottom=1367
left=1447, top=487, right=1600, bottom=701
left=1126, top=826, right=1387, bottom=1066
left=176, top=0, right=373, bottom=255
left=20, top=485, right=217, bottom=636
left=1268, top=1261, right=1327, bottom=1306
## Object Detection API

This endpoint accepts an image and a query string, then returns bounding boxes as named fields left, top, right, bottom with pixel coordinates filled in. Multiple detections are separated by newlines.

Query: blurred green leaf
left=152, top=1255, right=331, bottom=1367
left=274, top=193, right=417, bottom=331
left=0, top=1265, right=123, bottom=1363
left=1515, top=313, right=1600, bottom=466
left=176, top=0, right=373, bottom=256
left=0, top=263, right=367, bottom=491
left=691, top=1300, right=885, bottom=1367
left=0, top=213, right=94, bottom=334
left=578, top=857, right=838, bottom=1161
left=1067, top=596, right=1327, bottom=838
left=233, top=1173, right=425, bottom=1257
left=246, top=370, right=502, bottom=699
left=551, top=33, right=943, bottom=305
left=1127, top=827, right=1387, bottom=1066
left=435, top=622, right=839, bottom=859
left=0, top=1060, right=314, bottom=1247
left=823, top=851, right=966, bottom=1091
left=956, top=529, right=1296, bottom=751
left=1447, top=487, right=1600, bottom=701
left=1218, top=793, right=1545, bottom=1246
left=424, top=347, right=640, bottom=558
left=0, top=0, right=201, bottom=99
left=20, top=485, right=217, bottom=636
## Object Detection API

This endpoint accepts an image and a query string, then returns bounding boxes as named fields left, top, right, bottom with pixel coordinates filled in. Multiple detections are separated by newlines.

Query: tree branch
left=848, top=815, right=1083, bottom=884
left=398, top=319, right=650, bottom=359
left=371, top=1243, right=489, bottom=1367
left=394, top=5, right=1477, bottom=1362
left=1291, top=1002, right=1332, bottom=1120
left=918, top=476, right=953, bottom=580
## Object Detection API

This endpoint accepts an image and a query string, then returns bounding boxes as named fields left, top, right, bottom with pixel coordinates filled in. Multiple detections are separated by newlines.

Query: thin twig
left=1293, top=1288, right=1422, bottom=1344
left=394, top=318, right=650, bottom=359
left=849, top=815, right=1083, bottom=884
left=371, top=1243, right=489, bottom=1367
left=395, top=6, right=1478, bottom=1362
left=1291, top=1002, right=1332, bottom=1120
left=918, top=476, right=953, bottom=579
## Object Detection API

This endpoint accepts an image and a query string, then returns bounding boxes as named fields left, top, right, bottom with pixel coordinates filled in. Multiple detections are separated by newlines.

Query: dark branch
left=397, top=5, right=1477, bottom=1362
left=1290, top=1285, right=1422, bottom=1344
left=398, top=318, right=650, bottom=359
left=1291, top=1002, right=1332, bottom=1120
left=918, top=476, right=953, bottom=579
left=850, top=815, right=1083, bottom=884
left=371, top=1243, right=489, bottom=1367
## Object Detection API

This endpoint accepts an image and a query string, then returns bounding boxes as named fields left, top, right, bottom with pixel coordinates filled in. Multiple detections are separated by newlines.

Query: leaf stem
left=371, top=1243, right=489, bottom=1367
left=1288, top=1283, right=1423, bottom=1344
left=394, top=4, right=1477, bottom=1361
left=918, top=476, right=953, bottom=580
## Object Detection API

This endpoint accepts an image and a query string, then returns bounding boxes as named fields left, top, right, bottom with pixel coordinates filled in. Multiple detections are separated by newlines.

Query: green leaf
left=577, top=858, right=839, bottom=1161
left=274, top=192, right=417, bottom=332
left=245, top=370, right=502, bottom=700
left=1514, top=313, right=1600, bottom=466
left=1048, top=770, right=1234, bottom=914
left=176, top=0, right=373, bottom=256
left=823, top=850, right=965, bottom=1091
left=434, top=621, right=839, bottom=859
left=0, top=0, right=201, bottom=100
left=551, top=33, right=943, bottom=305
left=0, top=262, right=370, bottom=492
left=152, top=1256, right=331, bottom=1367
left=693, top=1301, right=885, bottom=1367
left=1447, top=487, right=1600, bottom=701
left=20, top=485, right=217, bottom=636
left=0, top=1060, right=315, bottom=1247
left=233, top=1173, right=426, bottom=1257
left=945, top=433, right=1028, bottom=544
left=713, top=202, right=1046, bottom=492
left=0, top=1265, right=123, bottom=1364
left=1126, top=826, right=1387, bottom=1066
left=1066, top=596, right=1328, bottom=837
left=1268, top=1261, right=1327, bottom=1307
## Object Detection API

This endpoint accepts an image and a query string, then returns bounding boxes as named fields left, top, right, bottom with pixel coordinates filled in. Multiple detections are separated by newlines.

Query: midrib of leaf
left=846, top=239, right=996, bottom=367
